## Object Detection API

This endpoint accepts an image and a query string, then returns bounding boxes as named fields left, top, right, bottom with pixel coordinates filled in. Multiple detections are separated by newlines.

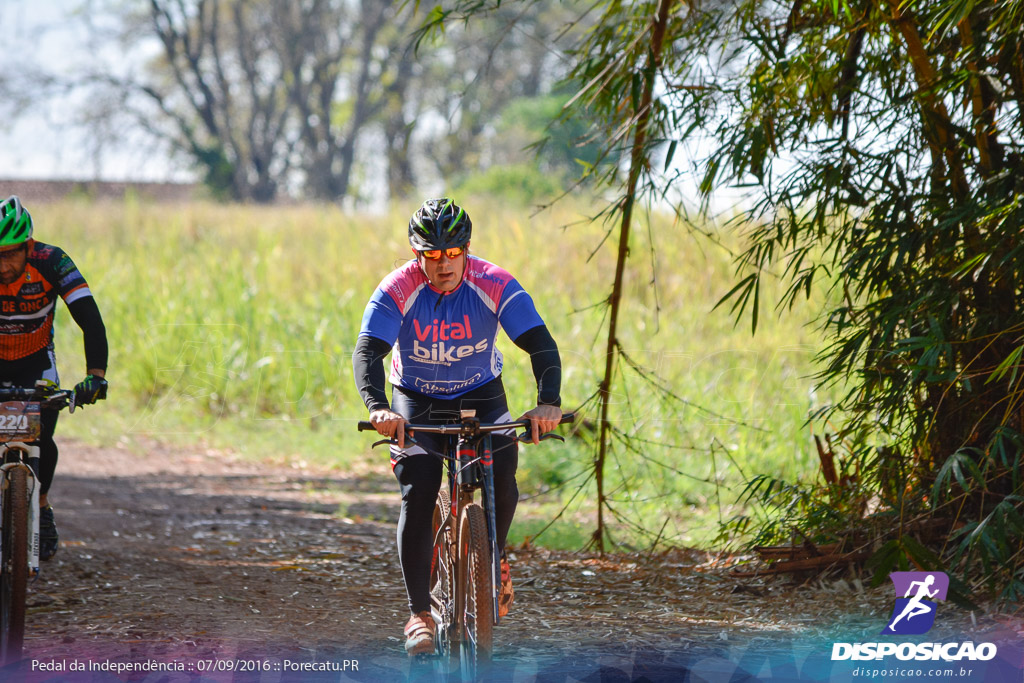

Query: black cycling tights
left=36, top=410, right=59, bottom=495
left=390, top=379, right=518, bottom=615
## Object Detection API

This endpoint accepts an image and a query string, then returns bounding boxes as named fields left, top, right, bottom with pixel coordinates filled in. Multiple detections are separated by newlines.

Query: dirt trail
left=7, top=440, right=1018, bottom=681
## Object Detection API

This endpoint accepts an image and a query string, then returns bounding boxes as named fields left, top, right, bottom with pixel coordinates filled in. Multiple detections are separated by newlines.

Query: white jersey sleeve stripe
left=464, top=280, right=498, bottom=313
left=63, top=287, right=93, bottom=306
left=402, top=283, right=427, bottom=315
left=497, top=289, right=527, bottom=319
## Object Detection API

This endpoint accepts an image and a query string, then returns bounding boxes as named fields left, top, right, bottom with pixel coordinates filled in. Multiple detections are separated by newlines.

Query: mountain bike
left=358, top=410, right=573, bottom=678
left=0, top=382, right=74, bottom=665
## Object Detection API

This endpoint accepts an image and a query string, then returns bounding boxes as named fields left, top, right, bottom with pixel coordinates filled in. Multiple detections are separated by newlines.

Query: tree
left=73, top=0, right=426, bottom=201
left=451, top=91, right=605, bottom=202
left=411, top=1, right=588, bottom=185
left=270, top=0, right=422, bottom=200
left=427, top=0, right=1024, bottom=598
left=139, top=0, right=297, bottom=201
left=14, top=1, right=584, bottom=201
left=705, top=0, right=1024, bottom=600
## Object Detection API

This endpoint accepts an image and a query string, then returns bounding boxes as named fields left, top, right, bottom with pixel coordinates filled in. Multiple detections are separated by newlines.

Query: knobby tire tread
left=430, top=486, right=457, bottom=659
left=458, top=503, right=493, bottom=677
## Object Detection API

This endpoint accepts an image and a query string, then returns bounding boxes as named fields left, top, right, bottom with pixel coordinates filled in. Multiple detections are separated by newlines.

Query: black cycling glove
left=74, top=375, right=108, bottom=405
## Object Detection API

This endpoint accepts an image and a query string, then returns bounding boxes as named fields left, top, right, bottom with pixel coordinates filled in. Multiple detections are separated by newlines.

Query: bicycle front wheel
left=430, top=486, right=457, bottom=659
left=457, top=503, right=493, bottom=676
left=0, top=466, right=29, bottom=664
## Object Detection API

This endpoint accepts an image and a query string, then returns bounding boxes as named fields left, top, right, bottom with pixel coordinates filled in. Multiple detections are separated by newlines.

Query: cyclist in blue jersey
left=353, top=198, right=562, bottom=655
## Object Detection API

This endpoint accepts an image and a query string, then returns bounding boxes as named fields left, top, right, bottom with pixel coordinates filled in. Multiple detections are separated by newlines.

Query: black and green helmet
left=408, top=198, right=472, bottom=251
left=0, top=196, right=32, bottom=247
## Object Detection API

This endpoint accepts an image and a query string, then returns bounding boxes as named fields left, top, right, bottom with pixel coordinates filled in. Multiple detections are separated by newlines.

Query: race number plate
left=0, top=401, right=42, bottom=441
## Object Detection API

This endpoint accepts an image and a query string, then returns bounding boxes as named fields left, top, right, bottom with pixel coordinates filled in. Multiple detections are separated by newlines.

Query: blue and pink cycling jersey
left=358, top=255, right=544, bottom=398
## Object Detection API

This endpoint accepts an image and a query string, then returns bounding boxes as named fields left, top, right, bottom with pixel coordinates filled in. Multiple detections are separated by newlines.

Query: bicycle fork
left=0, top=445, right=41, bottom=578
left=478, top=436, right=501, bottom=625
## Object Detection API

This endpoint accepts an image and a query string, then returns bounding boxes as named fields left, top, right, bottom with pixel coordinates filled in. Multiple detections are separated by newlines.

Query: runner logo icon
left=881, top=571, right=949, bottom=636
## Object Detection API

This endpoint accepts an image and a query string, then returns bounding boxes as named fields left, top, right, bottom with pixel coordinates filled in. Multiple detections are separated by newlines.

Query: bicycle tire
left=457, top=503, right=493, bottom=677
left=430, top=486, right=457, bottom=659
left=0, top=466, right=29, bottom=664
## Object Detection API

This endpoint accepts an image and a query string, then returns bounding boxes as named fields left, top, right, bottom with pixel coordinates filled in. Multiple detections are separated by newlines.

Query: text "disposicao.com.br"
left=832, top=642, right=997, bottom=662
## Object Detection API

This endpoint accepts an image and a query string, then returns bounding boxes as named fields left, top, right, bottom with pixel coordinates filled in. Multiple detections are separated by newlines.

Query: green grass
left=39, top=195, right=838, bottom=551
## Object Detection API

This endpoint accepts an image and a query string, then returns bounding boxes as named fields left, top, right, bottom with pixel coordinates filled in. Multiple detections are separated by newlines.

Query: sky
left=1, top=0, right=188, bottom=182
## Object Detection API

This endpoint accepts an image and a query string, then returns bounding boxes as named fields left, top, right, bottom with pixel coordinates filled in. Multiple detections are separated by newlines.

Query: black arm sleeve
left=67, top=296, right=108, bottom=372
left=353, top=334, right=393, bottom=412
left=512, top=325, right=561, bottom=407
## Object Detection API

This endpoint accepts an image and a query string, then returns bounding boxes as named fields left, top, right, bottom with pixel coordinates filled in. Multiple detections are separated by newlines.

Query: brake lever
left=516, top=432, right=565, bottom=444
left=371, top=434, right=421, bottom=449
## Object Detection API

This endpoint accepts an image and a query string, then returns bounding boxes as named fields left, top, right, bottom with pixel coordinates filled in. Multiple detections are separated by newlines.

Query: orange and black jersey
left=0, top=241, right=107, bottom=376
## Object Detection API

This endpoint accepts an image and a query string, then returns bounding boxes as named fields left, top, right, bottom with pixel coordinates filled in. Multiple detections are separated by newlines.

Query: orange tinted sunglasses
left=420, top=246, right=466, bottom=260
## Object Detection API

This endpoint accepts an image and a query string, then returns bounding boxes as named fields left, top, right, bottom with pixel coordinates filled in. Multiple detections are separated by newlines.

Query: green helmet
left=0, top=196, right=32, bottom=247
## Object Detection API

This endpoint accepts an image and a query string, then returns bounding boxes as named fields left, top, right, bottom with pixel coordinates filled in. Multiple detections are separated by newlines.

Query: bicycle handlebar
left=357, top=412, right=575, bottom=436
left=0, top=386, right=76, bottom=412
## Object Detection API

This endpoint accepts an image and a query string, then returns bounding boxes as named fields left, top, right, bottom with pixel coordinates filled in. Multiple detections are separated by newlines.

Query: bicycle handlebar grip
left=358, top=421, right=374, bottom=431
left=559, top=412, right=575, bottom=425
